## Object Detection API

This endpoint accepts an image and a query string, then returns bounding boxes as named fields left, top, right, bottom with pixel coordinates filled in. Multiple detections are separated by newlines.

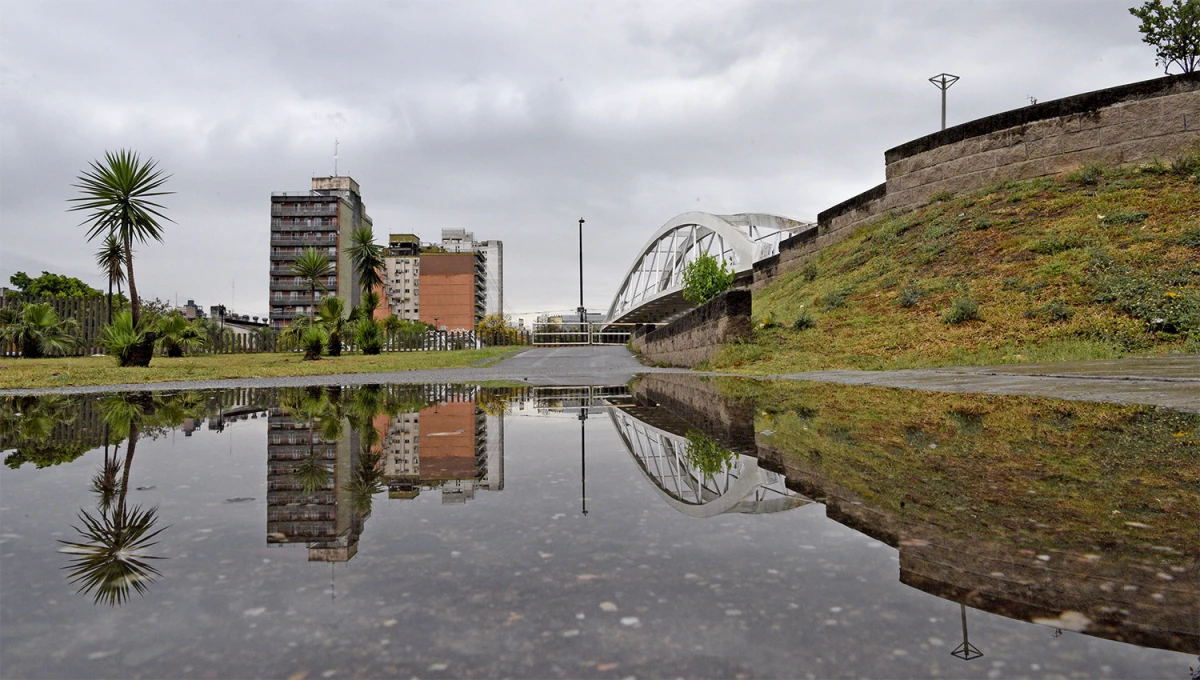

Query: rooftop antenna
left=334, top=138, right=339, bottom=176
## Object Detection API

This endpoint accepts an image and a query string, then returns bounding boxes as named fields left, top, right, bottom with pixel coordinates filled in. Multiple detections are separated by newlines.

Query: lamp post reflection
left=950, top=602, right=984, bottom=661
left=579, top=406, right=588, bottom=516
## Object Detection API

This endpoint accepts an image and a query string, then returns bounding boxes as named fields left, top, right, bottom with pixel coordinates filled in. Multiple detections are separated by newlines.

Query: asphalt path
left=2, top=347, right=1196, bottom=412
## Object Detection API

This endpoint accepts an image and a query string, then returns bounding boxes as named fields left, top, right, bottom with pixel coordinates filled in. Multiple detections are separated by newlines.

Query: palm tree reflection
left=58, top=392, right=201, bottom=605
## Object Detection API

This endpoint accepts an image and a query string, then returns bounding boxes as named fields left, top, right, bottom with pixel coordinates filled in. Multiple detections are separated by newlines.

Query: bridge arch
left=605, top=212, right=812, bottom=325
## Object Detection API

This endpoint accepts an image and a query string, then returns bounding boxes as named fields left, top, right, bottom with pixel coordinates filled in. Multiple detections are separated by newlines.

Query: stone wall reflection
left=625, top=373, right=1199, bottom=655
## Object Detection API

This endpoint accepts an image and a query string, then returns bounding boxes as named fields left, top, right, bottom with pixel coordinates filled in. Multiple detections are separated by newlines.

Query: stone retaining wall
left=753, top=72, right=1200, bottom=288
left=630, top=289, right=751, bottom=367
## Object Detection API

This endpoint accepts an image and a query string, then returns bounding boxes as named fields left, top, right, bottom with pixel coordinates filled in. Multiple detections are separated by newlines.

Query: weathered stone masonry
left=630, top=289, right=751, bottom=367
left=753, top=72, right=1200, bottom=289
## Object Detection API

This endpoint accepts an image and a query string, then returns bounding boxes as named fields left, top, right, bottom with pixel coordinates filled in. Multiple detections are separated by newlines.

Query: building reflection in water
left=266, top=385, right=516, bottom=563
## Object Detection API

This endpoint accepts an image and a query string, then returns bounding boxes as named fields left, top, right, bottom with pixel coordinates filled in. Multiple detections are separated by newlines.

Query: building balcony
left=271, top=223, right=338, bottom=233
left=270, top=250, right=337, bottom=261
left=270, top=237, right=337, bottom=247
left=269, top=280, right=333, bottom=291
left=270, top=204, right=338, bottom=217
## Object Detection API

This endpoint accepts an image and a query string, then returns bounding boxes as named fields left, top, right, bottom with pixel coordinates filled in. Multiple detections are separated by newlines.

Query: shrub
left=1101, top=211, right=1149, bottom=226
left=1066, top=164, right=1104, bottom=186
left=354, top=318, right=384, bottom=355
left=99, top=310, right=146, bottom=365
left=0, top=302, right=79, bottom=358
left=1171, top=151, right=1200, bottom=178
left=942, top=297, right=980, bottom=324
left=1025, top=300, right=1074, bottom=322
left=792, top=311, right=816, bottom=330
left=898, top=281, right=927, bottom=308
left=818, top=286, right=853, bottom=310
left=801, top=261, right=818, bottom=282
left=928, top=190, right=954, bottom=203
left=154, top=312, right=204, bottom=357
left=972, top=216, right=994, bottom=231
left=1030, top=231, right=1091, bottom=255
left=681, top=253, right=735, bottom=306
left=300, top=326, right=327, bottom=361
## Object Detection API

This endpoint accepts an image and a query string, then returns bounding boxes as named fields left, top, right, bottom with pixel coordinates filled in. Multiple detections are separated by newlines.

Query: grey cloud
left=0, top=0, right=1158, bottom=318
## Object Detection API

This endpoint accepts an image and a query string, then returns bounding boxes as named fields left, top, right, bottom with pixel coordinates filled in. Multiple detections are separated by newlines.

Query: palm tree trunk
left=124, top=232, right=140, bottom=328
left=310, top=283, right=316, bottom=323
left=107, top=278, right=113, bottom=326
left=118, top=420, right=139, bottom=516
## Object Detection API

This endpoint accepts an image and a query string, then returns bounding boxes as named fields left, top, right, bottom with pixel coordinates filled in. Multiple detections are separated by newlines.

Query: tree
left=681, top=253, right=735, bottom=306
left=8, top=271, right=103, bottom=298
left=477, top=313, right=520, bottom=345
left=290, top=247, right=333, bottom=323
left=69, top=149, right=174, bottom=336
left=346, top=225, right=384, bottom=301
left=0, top=302, right=80, bottom=358
left=1130, top=0, right=1200, bottom=74
left=95, top=234, right=126, bottom=324
left=154, top=312, right=204, bottom=357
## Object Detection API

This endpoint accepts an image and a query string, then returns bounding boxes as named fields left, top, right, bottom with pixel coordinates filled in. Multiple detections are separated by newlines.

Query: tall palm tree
left=69, top=149, right=173, bottom=332
left=0, top=303, right=79, bottom=358
left=291, top=247, right=333, bottom=323
left=346, top=226, right=384, bottom=306
left=95, top=233, right=126, bottom=325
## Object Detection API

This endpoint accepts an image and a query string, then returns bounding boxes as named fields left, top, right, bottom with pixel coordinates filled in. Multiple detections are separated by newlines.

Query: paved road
left=768, top=354, right=1199, bottom=413
left=3, top=347, right=1196, bottom=412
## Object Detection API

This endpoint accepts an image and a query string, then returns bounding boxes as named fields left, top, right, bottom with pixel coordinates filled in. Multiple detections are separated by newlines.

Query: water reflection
left=1, top=377, right=1195, bottom=673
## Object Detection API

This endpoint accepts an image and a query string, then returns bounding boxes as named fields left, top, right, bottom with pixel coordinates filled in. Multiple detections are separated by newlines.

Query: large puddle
left=1, top=376, right=1196, bottom=678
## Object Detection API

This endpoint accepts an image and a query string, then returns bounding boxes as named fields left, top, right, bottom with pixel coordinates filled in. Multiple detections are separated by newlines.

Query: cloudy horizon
left=0, top=0, right=1165, bottom=320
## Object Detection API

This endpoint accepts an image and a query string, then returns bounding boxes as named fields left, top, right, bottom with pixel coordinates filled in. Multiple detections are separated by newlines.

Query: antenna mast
left=334, top=138, right=339, bottom=176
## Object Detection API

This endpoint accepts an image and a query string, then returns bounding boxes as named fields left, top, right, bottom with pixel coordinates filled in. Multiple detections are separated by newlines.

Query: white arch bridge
left=604, top=212, right=814, bottom=326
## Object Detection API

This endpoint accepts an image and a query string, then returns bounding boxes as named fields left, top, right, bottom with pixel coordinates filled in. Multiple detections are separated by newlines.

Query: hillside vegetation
left=713, top=155, right=1200, bottom=373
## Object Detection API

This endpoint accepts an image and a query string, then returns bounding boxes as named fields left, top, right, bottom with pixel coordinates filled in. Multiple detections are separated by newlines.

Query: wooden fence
left=0, top=293, right=110, bottom=356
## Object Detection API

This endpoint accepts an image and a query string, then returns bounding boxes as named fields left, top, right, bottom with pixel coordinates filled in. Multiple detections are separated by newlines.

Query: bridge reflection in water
left=607, top=401, right=808, bottom=518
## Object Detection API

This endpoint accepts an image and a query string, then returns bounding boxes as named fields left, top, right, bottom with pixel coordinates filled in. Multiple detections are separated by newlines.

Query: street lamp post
left=929, top=73, right=960, bottom=131
left=578, top=217, right=588, bottom=344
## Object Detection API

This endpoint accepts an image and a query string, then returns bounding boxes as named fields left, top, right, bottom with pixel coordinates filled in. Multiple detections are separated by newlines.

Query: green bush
left=898, top=281, right=927, bottom=308
left=1030, top=232, right=1091, bottom=255
left=942, top=297, right=980, bottom=324
left=99, top=310, right=146, bottom=364
left=1066, top=164, right=1104, bottom=186
left=818, top=286, right=853, bottom=310
left=792, top=311, right=816, bottom=330
left=801, top=261, right=818, bottom=282
left=928, top=190, right=954, bottom=203
left=681, top=253, right=735, bottom=306
left=300, top=326, right=327, bottom=361
left=1171, top=151, right=1200, bottom=178
left=1025, top=300, right=1074, bottom=322
left=354, top=318, right=384, bottom=355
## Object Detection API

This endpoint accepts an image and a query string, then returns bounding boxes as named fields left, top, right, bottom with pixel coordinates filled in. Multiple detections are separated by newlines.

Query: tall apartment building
left=269, top=176, right=372, bottom=330
left=440, top=229, right=503, bottom=317
left=382, top=391, right=497, bottom=504
left=383, top=234, right=421, bottom=321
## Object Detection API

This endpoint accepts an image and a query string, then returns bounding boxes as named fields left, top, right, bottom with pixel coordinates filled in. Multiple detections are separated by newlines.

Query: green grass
left=715, top=158, right=1200, bottom=374
left=0, top=347, right=521, bottom=390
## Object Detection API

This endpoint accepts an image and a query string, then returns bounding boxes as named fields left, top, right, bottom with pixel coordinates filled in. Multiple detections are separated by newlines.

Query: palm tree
left=95, top=233, right=126, bottom=325
left=315, top=296, right=349, bottom=357
left=69, top=149, right=173, bottom=333
left=0, top=303, right=80, bottom=358
left=291, top=247, right=333, bottom=323
left=346, top=226, right=384, bottom=302
left=154, top=312, right=204, bottom=357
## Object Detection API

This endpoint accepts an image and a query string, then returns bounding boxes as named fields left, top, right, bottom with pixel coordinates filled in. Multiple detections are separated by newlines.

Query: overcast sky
left=0, top=0, right=1161, bottom=320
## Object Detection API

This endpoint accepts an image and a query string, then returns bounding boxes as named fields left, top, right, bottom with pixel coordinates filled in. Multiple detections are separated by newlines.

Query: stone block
left=1119, top=96, right=1165, bottom=122
left=1117, top=132, right=1200, bottom=164
left=1060, top=128, right=1101, bottom=153
left=992, top=142, right=1029, bottom=168
left=1025, top=134, right=1062, bottom=159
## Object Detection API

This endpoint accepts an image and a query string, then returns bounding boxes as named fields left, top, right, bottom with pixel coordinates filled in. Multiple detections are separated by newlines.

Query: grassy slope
left=0, top=346, right=519, bottom=390
left=713, top=161, right=1200, bottom=373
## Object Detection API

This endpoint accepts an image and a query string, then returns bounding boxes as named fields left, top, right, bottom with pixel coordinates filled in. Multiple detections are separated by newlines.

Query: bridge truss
left=604, top=212, right=814, bottom=325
